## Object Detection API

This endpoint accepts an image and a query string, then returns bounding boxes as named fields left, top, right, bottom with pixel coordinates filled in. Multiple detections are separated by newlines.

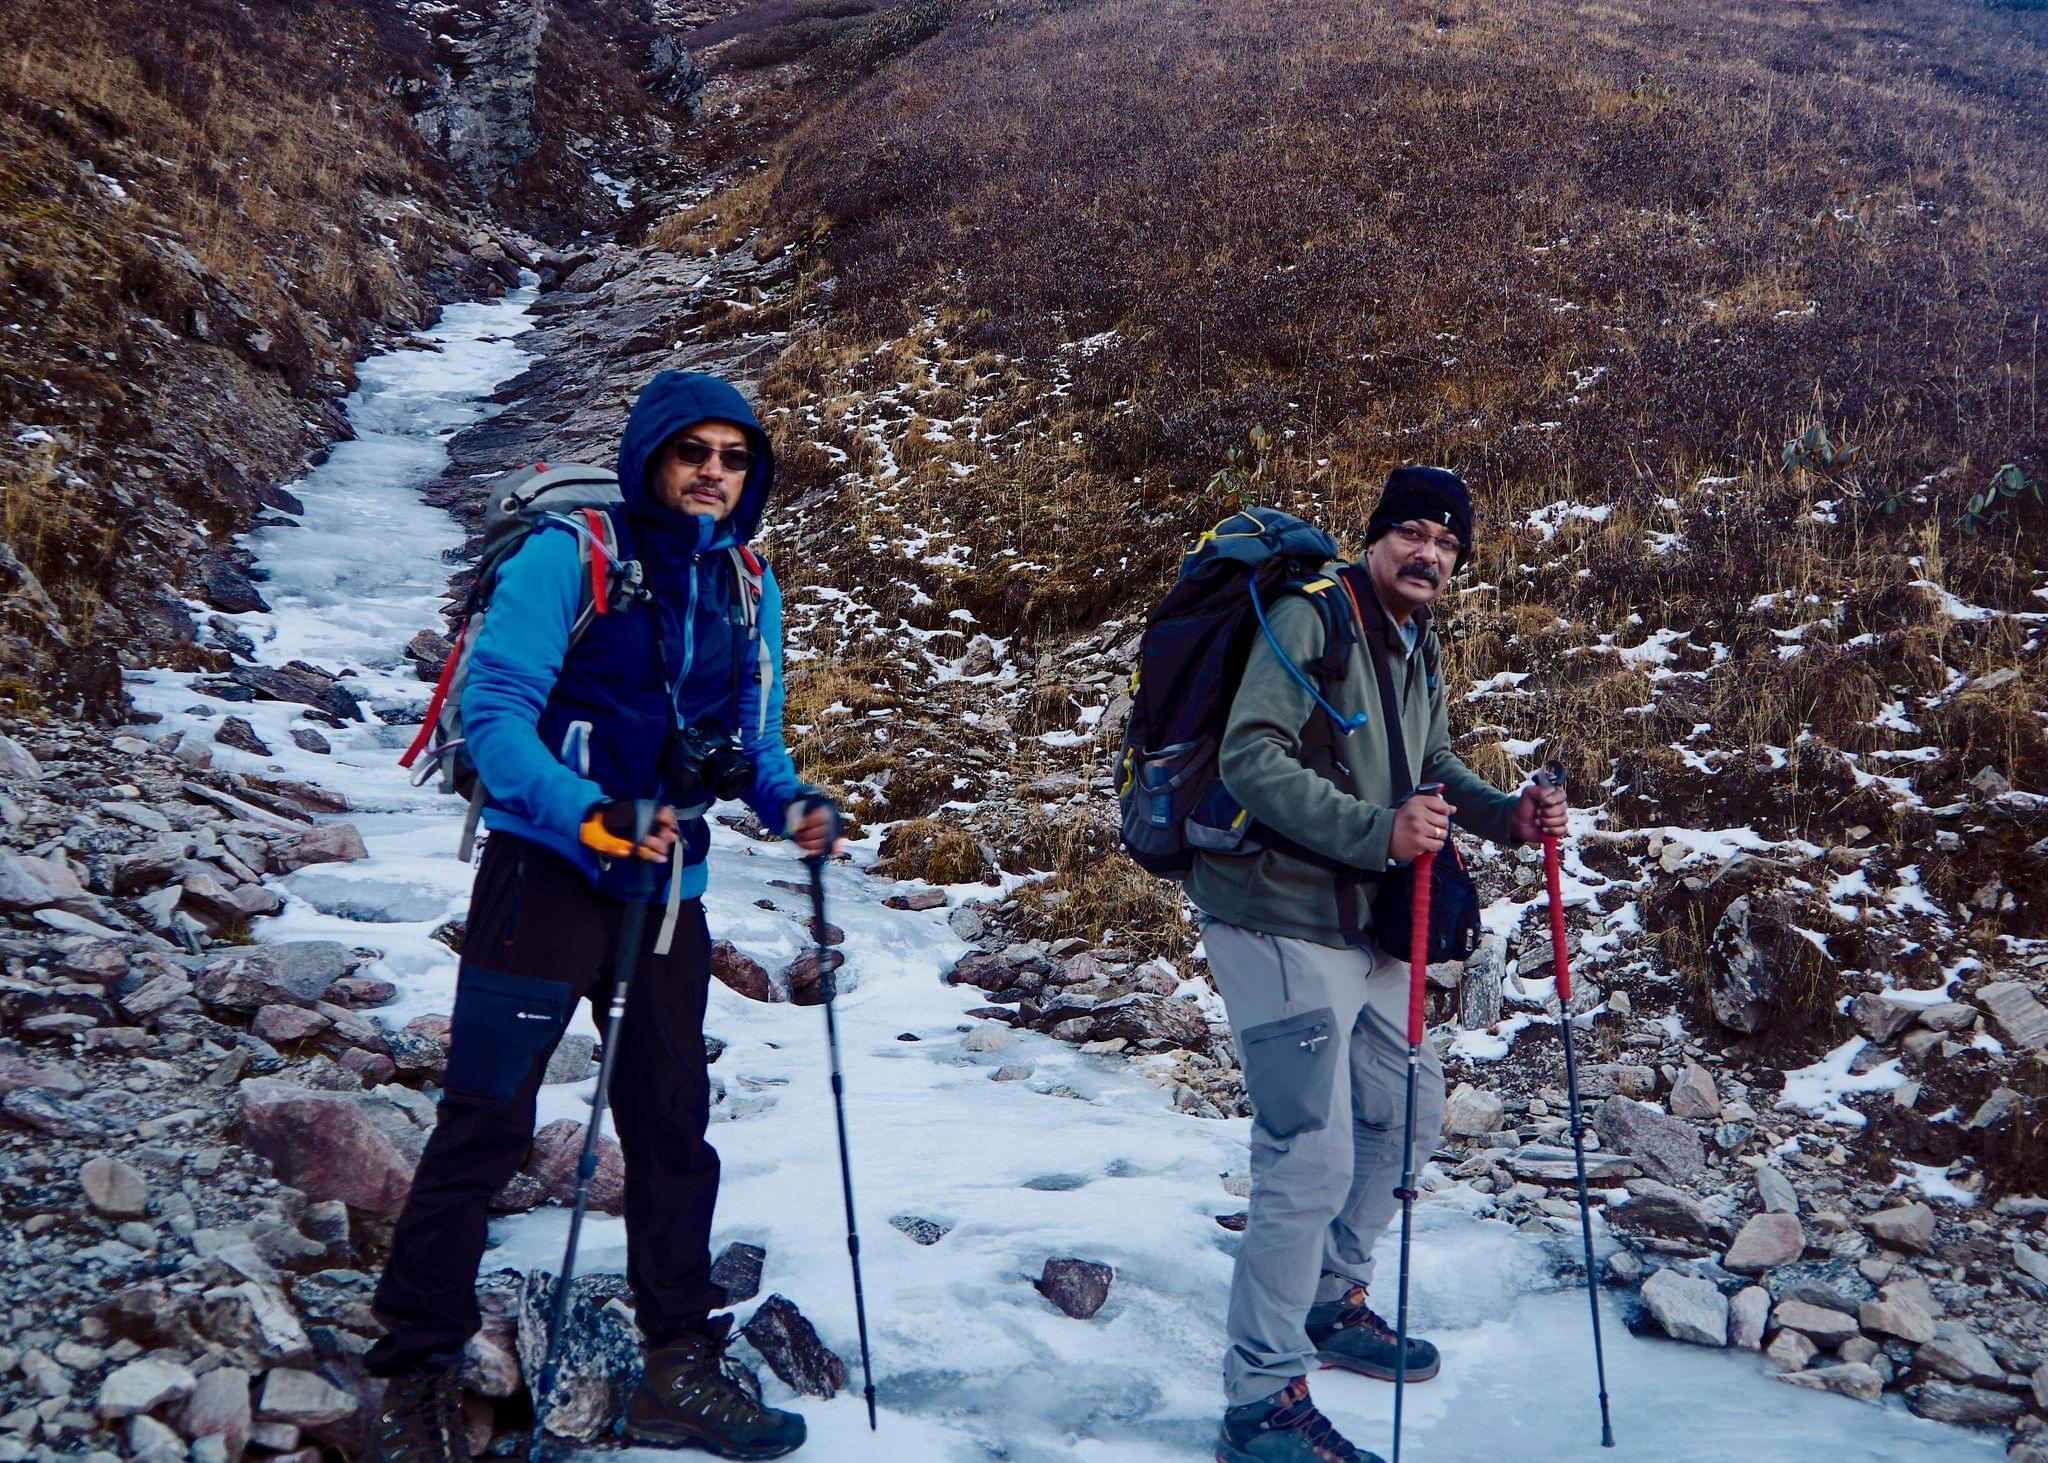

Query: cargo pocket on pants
left=442, top=967, right=573, bottom=1108
left=1238, top=1007, right=1339, bottom=1140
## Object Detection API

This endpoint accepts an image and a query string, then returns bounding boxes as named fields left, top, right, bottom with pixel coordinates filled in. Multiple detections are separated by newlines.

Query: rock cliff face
left=406, top=1, right=549, bottom=190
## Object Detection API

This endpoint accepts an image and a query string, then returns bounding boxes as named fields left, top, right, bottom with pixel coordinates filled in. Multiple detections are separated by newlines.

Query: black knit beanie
left=1364, top=465, right=1474, bottom=571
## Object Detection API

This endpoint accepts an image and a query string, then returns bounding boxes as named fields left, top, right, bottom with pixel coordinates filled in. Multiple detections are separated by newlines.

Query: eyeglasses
left=1388, top=521, right=1463, bottom=558
left=668, top=438, right=756, bottom=475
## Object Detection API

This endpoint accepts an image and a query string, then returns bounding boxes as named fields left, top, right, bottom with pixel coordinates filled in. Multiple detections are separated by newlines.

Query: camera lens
left=701, top=746, right=753, bottom=801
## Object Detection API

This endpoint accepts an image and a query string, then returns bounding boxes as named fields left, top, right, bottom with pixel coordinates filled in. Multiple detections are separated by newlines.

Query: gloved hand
left=579, top=801, right=679, bottom=862
left=784, top=791, right=842, bottom=858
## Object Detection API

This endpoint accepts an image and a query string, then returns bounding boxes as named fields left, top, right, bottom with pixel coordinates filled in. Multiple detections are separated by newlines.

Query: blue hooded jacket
left=460, top=372, right=808, bottom=901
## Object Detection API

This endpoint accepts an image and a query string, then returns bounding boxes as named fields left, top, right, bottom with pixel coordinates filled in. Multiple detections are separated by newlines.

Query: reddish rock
left=329, top=976, right=397, bottom=1007
left=883, top=889, right=947, bottom=911
left=252, top=1004, right=331, bottom=1045
left=710, top=941, right=781, bottom=1003
left=1036, top=1257, right=1114, bottom=1319
left=338, top=1048, right=396, bottom=1084
left=273, top=824, right=369, bottom=873
left=237, top=1079, right=413, bottom=1214
left=946, top=953, right=1014, bottom=992
left=741, top=1296, right=845, bottom=1399
left=522, top=1119, right=625, bottom=1216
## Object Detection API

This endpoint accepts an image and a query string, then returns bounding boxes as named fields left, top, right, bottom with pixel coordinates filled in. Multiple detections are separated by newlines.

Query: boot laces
left=1265, top=1379, right=1358, bottom=1461
left=667, top=1335, right=770, bottom=1425
left=1334, top=1287, right=1399, bottom=1345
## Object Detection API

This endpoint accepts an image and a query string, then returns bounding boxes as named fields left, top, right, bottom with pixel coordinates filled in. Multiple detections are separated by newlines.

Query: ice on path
left=129, top=286, right=1994, bottom=1461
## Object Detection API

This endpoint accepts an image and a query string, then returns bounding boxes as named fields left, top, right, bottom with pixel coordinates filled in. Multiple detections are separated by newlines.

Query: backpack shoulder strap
left=727, top=544, right=772, bottom=737
left=1337, top=567, right=1414, bottom=801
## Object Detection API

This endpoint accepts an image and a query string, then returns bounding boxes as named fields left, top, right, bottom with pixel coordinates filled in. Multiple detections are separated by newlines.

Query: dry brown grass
left=662, top=0, right=2048, bottom=952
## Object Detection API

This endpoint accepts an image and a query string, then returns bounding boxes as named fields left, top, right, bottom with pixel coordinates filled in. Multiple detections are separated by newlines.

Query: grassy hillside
left=659, top=0, right=2044, bottom=933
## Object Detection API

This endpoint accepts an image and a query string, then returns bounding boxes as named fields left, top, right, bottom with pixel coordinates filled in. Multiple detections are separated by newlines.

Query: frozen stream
left=127, top=287, right=1995, bottom=1461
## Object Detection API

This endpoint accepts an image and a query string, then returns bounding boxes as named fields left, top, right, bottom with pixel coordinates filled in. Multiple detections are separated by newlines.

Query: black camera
left=664, top=721, right=753, bottom=802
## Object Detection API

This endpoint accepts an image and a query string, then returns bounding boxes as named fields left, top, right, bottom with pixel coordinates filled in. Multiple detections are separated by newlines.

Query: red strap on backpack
left=581, top=507, right=610, bottom=616
left=398, top=616, right=468, bottom=770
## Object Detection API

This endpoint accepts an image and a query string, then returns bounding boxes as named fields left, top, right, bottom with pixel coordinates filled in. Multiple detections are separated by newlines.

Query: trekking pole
left=529, top=800, right=659, bottom=1460
left=1536, top=761, right=1615, bottom=1448
left=806, top=809, right=879, bottom=1430
left=1390, top=782, right=1441, bottom=1463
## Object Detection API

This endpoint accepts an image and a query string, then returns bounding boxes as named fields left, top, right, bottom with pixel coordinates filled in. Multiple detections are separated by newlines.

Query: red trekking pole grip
left=1408, top=850, right=1433, bottom=1046
left=1544, top=839, right=1571, bottom=1004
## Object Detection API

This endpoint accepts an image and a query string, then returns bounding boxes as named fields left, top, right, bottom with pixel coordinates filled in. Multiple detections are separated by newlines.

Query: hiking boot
left=624, top=1319, right=806, bottom=1458
left=1306, top=1285, right=1441, bottom=1382
left=1216, top=1376, right=1380, bottom=1463
left=366, top=1366, right=470, bottom=1463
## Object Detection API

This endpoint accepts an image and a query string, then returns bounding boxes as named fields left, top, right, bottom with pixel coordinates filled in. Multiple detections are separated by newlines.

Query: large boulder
left=1086, top=994, right=1209, bottom=1049
left=1639, top=1268, right=1727, bottom=1347
left=1594, top=1096, right=1705, bottom=1186
left=237, top=1080, right=413, bottom=1213
left=196, top=944, right=349, bottom=1011
left=1705, top=896, right=1770, bottom=1033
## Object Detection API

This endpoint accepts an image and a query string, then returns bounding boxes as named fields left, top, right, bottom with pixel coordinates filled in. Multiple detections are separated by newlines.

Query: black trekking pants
left=367, top=833, right=723, bottom=1375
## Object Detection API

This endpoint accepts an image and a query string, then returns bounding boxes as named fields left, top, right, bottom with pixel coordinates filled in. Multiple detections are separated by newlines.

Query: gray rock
left=1770, top=1300, right=1861, bottom=1348
left=1859, top=1292, right=1935, bottom=1344
left=196, top=943, right=348, bottom=1010
left=1458, top=937, right=1505, bottom=1030
left=1764, top=1328, right=1817, bottom=1371
left=201, top=561, right=269, bottom=615
left=1706, top=896, right=1770, bottom=1034
left=541, top=1034, right=597, bottom=1085
left=1916, top=1002, right=1980, bottom=1033
left=2016, top=1240, right=2048, bottom=1288
left=1774, top=1362, right=1882, bottom=1401
left=1036, top=1257, right=1114, bottom=1320
left=1724, top=1212, right=1803, bottom=1274
left=1594, top=1096, right=1705, bottom=1186
left=179, top=1366, right=252, bottom=1455
left=1729, top=1286, right=1769, bottom=1351
left=1976, top=982, right=2048, bottom=1050
left=79, top=1156, right=149, bottom=1218
left=213, top=718, right=271, bottom=756
left=1442, top=1082, right=1505, bottom=1136
left=0, top=733, right=40, bottom=781
left=1668, top=1061, right=1720, bottom=1119
left=710, top=1242, right=765, bottom=1305
left=516, top=1272, right=641, bottom=1442
left=888, top=1215, right=952, bottom=1246
left=1905, top=1380, right=2027, bottom=1428
left=1850, top=993, right=1918, bottom=1044
left=1766, top=1260, right=1874, bottom=1314
left=96, top=1358, right=196, bottom=1418
left=0, top=850, right=66, bottom=911
left=1639, top=1268, right=1727, bottom=1346
left=128, top=1413, right=186, bottom=1463
left=1862, top=1201, right=1935, bottom=1252
left=254, top=1370, right=355, bottom=1428
left=0, top=1087, right=105, bottom=1138
left=1915, top=1327, right=2003, bottom=1385
left=742, top=1295, right=846, bottom=1399
left=1755, top=1166, right=1800, bottom=1216
left=1607, top=1179, right=1714, bottom=1243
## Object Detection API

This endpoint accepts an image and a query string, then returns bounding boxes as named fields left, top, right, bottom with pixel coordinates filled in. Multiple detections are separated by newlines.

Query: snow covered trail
left=128, top=288, right=1993, bottom=1461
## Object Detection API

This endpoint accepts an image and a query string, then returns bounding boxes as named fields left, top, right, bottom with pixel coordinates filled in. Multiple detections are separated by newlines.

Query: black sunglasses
left=668, top=438, right=756, bottom=474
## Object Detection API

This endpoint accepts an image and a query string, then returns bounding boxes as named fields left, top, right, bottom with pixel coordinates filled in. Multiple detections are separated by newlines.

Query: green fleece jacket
left=1184, top=568, right=1522, bottom=948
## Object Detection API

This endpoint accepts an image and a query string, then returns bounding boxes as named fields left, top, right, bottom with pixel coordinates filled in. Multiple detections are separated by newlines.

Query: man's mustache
left=1398, top=562, right=1441, bottom=587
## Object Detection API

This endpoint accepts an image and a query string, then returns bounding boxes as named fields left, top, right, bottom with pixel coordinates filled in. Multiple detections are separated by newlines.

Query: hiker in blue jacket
left=367, top=372, right=832, bottom=1463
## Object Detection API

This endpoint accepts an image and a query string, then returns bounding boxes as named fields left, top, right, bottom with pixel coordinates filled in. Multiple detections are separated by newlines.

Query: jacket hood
left=615, top=371, right=775, bottom=549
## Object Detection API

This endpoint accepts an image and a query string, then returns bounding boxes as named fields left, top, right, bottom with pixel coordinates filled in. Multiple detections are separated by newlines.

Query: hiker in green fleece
left=1202, top=467, right=1567, bottom=1463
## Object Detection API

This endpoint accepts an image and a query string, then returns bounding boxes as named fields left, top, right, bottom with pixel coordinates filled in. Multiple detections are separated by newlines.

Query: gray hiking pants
left=1207, top=919, right=1447, bottom=1406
